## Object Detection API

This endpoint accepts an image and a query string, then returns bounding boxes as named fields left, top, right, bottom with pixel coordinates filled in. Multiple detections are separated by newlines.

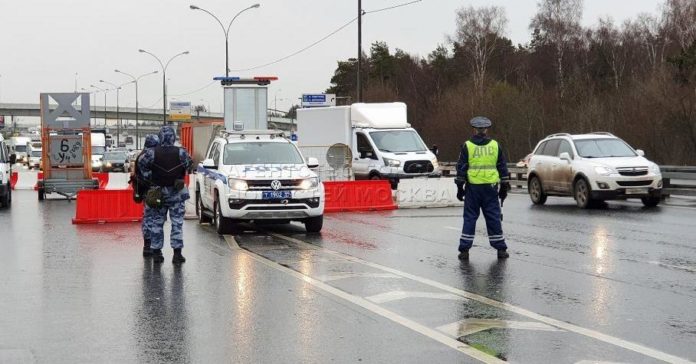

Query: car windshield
left=223, top=142, right=304, bottom=165
left=103, top=152, right=127, bottom=160
left=31, top=151, right=42, bottom=157
left=574, top=138, right=636, bottom=158
left=14, top=145, right=27, bottom=153
left=369, top=130, right=427, bottom=152
left=92, top=146, right=106, bottom=155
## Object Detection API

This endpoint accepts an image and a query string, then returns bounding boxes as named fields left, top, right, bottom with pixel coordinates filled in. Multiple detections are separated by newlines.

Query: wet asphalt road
left=0, top=191, right=695, bottom=363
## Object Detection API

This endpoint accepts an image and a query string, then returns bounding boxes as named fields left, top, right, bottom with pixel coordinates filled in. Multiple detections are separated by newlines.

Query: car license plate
left=625, top=188, right=647, bottom=195
left=262, top=191, right=292, bottom=200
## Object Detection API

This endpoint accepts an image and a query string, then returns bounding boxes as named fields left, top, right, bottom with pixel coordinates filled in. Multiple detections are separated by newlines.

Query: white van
left=91, top=132, right=106, bottom=171
left=9, top=136, right=31, bottom=166
left=27, top=141, right=42, bottom=170
left=297, top=103, right=440, bottom=188
left=0, top=135, right=16, bottom=207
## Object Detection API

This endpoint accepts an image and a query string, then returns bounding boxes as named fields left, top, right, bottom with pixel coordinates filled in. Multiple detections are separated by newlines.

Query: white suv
left=0, top=135, right=15, bottom=208
left=527, top=132, right=662, bottom=208
left=195, top=129, right=325, bottom=234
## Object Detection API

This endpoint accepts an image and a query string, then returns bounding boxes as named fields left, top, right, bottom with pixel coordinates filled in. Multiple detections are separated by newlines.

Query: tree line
left=324, top=0, right=696, bottom=164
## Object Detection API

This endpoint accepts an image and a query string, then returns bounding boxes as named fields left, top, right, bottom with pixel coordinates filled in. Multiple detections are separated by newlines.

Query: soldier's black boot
left=143, top=239, right=153, bottom=257
left=497, top=249, right=509, bottom=259
left=172, top=248, right=186, bottom=264
left=458, top=250, right=469, bottom=261
left=152, top=249, right=164, bottom=263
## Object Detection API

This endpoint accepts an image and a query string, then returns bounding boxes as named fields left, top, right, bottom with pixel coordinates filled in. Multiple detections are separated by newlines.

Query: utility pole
left=357, top=0, right=362, bottom=103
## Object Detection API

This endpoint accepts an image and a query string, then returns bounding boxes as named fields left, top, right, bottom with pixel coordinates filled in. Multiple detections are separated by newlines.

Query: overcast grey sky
left=0, top=0, right=663, bottom=114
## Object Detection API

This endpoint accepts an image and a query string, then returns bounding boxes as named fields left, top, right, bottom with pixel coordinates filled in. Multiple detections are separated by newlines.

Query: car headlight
left=299, top=177, right=319, bottom=190
left=384, top=157, right=401, bottom=167
left=228, top=178, right=248, bottom=191
left=594, top=166, right=615, bottom=176
left=649, top=164, right=661, bottom=174
left=431, top=159, right=439, bottom=169
left=106, top=162, right=112, bottom=167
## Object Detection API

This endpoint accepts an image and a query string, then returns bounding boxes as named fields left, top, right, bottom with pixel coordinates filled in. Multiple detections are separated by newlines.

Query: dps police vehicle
left=0, top=135, right=17, bottom=208
left=195, top=126, right=325, bottom=234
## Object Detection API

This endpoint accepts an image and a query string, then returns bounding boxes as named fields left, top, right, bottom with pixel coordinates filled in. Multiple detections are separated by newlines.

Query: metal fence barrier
left=440, top=162, right=696, bottom=197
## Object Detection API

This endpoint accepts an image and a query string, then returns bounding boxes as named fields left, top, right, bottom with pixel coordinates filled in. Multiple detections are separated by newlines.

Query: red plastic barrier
left=33, top=172, right=44, bottom=190
left=10, top=172, right=17, bottom=189
left=93, top=173, right=109, bottom=189
left=323, top=180, right=396, bottom=213
left=72, top=189, right=143, bottom=224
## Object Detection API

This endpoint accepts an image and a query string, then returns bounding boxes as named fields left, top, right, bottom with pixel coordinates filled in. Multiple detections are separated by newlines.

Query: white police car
left=0, top=135, right=16, bottom=208
left=195, top=128, right=325, bottom=234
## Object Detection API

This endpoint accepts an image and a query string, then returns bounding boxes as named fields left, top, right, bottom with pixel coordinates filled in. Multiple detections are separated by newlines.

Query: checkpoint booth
left=38, top=93, right=98, bottom=200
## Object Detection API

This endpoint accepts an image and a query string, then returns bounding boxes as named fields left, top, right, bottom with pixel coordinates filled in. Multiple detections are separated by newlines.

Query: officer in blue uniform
left=455, top=116, right=511, bottom=260
left=138, top=126, right=193, bottom=264
left=132, top=134, right=159, bottom=257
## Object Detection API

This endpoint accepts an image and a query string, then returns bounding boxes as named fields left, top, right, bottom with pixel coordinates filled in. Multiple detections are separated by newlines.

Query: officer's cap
left=470, top=116, right=492, bottom=128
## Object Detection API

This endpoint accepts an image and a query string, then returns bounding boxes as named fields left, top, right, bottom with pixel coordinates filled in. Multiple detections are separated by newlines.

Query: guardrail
left=439, top=163, right=696, bottom=197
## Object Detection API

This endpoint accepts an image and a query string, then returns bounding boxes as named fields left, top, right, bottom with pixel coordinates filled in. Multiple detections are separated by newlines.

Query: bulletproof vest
left=152, top=146, right=185, bottom=187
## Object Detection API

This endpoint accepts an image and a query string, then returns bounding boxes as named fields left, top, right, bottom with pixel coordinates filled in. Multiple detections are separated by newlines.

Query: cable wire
left=365, top=0, right=422, bottom=15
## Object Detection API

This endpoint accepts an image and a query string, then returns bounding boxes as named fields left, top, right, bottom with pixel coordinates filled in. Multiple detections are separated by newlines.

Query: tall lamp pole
left=115, top=70, right=158, bottom=149
left=100, top=80, right=125, bottom=146
left=189, top=3, right=260, bottom=77
left=90, top=84, right=109, bottom=127
left=357, top=0, right=363, bottom=102
left=80, top=87, right=98, bottom=125
left=139, top=49, right=190, bottom=124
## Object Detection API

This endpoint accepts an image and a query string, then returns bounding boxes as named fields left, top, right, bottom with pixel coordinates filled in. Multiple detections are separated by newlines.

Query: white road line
left=437, top=319, right=562, bottom=337
left=647, top=261, right=696, bottom=273
left=269, top=232, right=694, bottom=364
left=318, top=272, right=402, bottom=282
left=367, top=290, right=465, bottom=304
left=445, top=226, right=460, bottom=231
left=575, top=361, right=629, bottom=364
left=223, top=235, right=505, bottom=364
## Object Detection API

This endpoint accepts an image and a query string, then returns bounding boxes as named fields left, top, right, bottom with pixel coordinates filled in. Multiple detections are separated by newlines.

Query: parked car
left=527, top=132, right=662, bottom=208
left=99, top=151, right=130, bottom=173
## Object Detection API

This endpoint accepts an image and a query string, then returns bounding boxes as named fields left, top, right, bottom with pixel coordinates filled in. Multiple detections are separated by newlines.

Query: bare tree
left=664, top=0, right=696, bottom=49
left=530, top=0, right=583, bottom=98
left=451, top=6, right=508, bottom=95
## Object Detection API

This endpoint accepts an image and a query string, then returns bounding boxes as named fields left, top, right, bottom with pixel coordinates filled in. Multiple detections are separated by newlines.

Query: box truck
left=296, top=102, right=440, bottom=187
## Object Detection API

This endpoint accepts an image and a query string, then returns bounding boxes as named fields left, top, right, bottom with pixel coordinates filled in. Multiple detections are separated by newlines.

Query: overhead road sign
left=169, top=101, right=192, bottom=121
left=302, top=93, right=336, bottom=108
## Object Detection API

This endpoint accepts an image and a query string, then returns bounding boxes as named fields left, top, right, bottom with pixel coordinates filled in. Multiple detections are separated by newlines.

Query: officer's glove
left=456, top=183, right=465, bottom=202
left=498, top=181, right=511, bottom=201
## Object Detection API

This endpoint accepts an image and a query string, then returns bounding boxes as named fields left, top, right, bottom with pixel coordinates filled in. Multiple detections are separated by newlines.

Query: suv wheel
left=214, top=193, right=240, bottom=235
left=304, top=215, right=324, bottom=233
left=528, top=176, right=547, bottom=205
left=197, top=190, right=212, bottom=224
left=0, top=185, right=9, bottom=208
left=641, top=196, right=661, bottom=208
left=574, top=178, right=593, bottom=209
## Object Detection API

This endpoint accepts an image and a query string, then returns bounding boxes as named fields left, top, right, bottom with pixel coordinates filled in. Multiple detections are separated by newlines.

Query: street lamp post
left=90, top=84, right=109, bottom=127
left=115, top=69, right=158, bottom=149
left=190, top=3, right=260, bottom=77
left=100, top=80, right=125, bottom=146
left=139, top=49, right=190, bottom=124
left=80, top=87, right=98, bottom=125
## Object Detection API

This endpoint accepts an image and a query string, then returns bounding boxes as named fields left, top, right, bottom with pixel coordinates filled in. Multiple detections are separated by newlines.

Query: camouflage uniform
left=137, top=135, right=160, bottom=247
left=138, top=126, right=192, bottom=251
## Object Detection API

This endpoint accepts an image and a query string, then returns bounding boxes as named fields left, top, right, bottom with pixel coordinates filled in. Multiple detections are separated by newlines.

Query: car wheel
left=214, top=193, right=239, bottom=235
left=304, top=215, right=324, bottom=233
left=0, top=191, right=8, bottom=208
left=528, top=176, right=547, bottom=205
left=641, top=196, right=661, bottom=208
left=197, top=190, right=212, bottom=224
left=574, top=178, right=593, bottom=209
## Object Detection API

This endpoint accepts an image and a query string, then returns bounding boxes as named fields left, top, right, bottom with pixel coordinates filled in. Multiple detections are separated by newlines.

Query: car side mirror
left=306, top=157, right=320, bottom=169
left=559, top=152, right=572, bottom=162
left=9, top=154, right=16, bottom=164
left=430, top=145, right=439, bottom=156
left=202, top=158, right=217, bottom=169
left=636, top=149, right=645, bottom=157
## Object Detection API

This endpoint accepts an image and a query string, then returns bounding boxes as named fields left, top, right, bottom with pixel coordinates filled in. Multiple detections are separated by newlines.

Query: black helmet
left=470, top=116, right=492, bottom=128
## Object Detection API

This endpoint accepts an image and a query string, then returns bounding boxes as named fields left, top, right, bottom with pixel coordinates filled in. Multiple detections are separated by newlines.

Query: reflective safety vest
left=466, top=140, right=500, bottom=184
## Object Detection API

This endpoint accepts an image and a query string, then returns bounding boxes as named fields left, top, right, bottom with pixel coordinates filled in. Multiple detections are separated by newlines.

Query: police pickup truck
left=195, top=128, right=325, bottom=234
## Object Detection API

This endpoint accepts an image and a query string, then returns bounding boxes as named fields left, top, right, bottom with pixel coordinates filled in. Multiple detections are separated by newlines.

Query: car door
left=353, top=132, right=377, bottom=179
left=554, top=139, right=575, bottom=194
left=532, top=140, right=560, bottom=192
left=202, top=142, right=221, bottom=209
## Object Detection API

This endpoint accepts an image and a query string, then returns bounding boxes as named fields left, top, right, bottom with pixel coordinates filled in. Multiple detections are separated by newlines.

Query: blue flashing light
left=213, top=76, right=241, bottom=81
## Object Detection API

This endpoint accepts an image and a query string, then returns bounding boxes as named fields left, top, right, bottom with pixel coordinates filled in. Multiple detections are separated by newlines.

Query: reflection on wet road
left=0, top=191, right=695, bottom=363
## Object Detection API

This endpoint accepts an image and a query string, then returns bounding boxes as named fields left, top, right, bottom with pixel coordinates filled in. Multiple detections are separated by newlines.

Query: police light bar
left=213, top=76, right=277, bottom=86
left=253, top=76, right=278, bottom=81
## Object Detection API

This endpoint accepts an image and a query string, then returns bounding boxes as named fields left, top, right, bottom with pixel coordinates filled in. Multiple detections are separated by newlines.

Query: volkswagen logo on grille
left=270, top=180, right=282, bottom=191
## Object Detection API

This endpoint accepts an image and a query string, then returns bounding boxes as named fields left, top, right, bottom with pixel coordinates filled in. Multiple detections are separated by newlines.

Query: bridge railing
left=439, top=163, right=696, bottom=197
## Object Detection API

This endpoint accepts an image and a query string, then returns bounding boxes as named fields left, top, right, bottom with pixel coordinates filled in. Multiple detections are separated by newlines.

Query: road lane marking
left=223, top=235, right=505, bottom=364
left=318, top=272, right=402, bottom=282
left=575, top=361, right=629, bottom=364
left=445, top=226, right=460, bottom=231
left=438, top=319, right=562, bottom=337
left=367, top=290, right=465, bottom=304
left=647, top=261, right=696, bottom=273
left=269, top=232, right=694, bottom=364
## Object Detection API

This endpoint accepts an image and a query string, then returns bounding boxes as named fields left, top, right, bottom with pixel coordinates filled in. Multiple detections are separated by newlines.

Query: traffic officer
left=132, top=134, right=160, bottom=257
left=455, top=116, right=511, bottom=260
left=138, top=126, right=193, bottom=264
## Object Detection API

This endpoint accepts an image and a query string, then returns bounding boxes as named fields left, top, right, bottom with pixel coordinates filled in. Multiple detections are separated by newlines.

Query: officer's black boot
left=497, top=249, right=509, bottom=259
left=152, top=249, right=164, bottom=263
left=458, top=250, right=469, bottom=261
left=143, top=239, right=153, bottom=257
left=172, top=248, right=186, bottom=264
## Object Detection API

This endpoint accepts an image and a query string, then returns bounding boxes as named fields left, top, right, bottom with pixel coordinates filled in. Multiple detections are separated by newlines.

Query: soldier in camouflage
left=138, top=126, right=193, bottom=264
left=134, top=134, right=160, bottom=257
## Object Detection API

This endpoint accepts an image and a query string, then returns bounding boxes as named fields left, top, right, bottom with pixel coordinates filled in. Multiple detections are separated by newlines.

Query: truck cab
left=90, top=132, right=106, bottom=172
left=195, top=127, right=324, bottom=234
left=0, top=135, right=16, bottom=207
left=9, top=136, right=31, bottom=166
left=27, top=141, right=43, bottom=170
